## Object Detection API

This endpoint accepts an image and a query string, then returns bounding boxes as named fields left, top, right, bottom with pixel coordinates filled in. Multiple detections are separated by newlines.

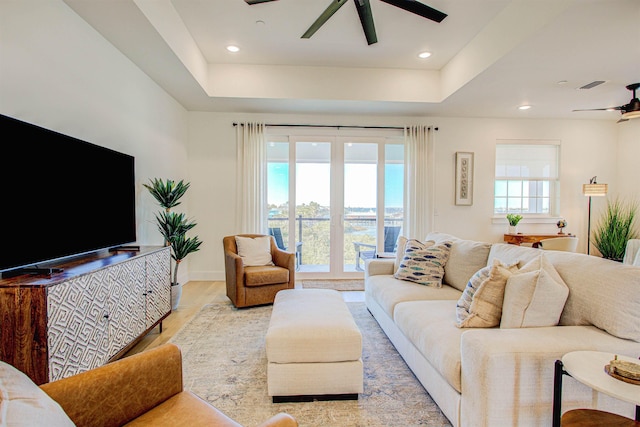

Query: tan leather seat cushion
left=244, top=265, right=290, bottom=287
left=125, top=391, right=241, bottom=427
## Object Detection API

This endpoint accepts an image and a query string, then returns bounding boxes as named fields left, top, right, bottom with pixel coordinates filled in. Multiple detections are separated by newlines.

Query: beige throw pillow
left=500, top=254, right=569, bottom=328
left=0, top=361, right=75, bottom=427
left=456, top=259, right=519, bottom=328
left=235, top=236, right=274, bottom=266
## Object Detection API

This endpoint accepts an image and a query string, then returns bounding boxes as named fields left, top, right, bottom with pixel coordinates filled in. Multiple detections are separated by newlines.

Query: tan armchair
left=223, top=234, right=295, bottom=308
left=38, top=343, right=297, bottom=427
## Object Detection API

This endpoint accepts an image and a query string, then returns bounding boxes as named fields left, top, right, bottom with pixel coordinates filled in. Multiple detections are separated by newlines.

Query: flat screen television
left=0, top=114, right=136, bottom=276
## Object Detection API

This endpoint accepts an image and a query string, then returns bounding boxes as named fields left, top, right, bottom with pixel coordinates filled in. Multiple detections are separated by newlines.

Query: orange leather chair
left=223, top=234, right=295, bottom=308
left=38, top=343, right=297, bottom=427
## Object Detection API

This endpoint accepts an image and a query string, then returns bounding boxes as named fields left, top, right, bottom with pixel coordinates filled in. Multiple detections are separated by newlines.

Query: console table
left=504, top=233, right=574, bottom=246
left=553, top=351, right=640, bottom=427
left=0, top=246, right=170, bottom=385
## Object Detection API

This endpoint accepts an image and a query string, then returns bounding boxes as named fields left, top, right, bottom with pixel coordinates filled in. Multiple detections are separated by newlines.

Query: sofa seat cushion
left=367, top=274, right=462, bottom=319
left=244, top=265, right=289, bottom=287
left=125, top=391, right=242, bottom=427
left=0, top=361, right=74, bottom=427
left=393, top=300, right=464, bottom=393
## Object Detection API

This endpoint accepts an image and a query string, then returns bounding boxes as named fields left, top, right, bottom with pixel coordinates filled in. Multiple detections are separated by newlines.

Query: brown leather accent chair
left=223, top=234, right=295, bottom=308
left=40, top=343, right=297, bottom=427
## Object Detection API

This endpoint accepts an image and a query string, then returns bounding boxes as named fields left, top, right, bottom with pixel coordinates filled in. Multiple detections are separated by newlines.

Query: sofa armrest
left=256, top=412, right=298, bottom=427
left=40, top=344, right=183, bottom=427
left=272, top=246, right=295, bottom=272
left=364, top=258, right=395, bottom=278
left=459, top=326, right=640, bottom=426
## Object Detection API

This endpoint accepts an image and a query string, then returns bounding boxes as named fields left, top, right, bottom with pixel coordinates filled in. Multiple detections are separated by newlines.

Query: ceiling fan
left=244, top=0, right=447, bottom=45
left=572, top=83, right=640, bottom=123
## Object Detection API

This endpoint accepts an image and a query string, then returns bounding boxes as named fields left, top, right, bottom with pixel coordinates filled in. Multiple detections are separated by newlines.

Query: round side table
left=553, top=351, right=640, bottom=426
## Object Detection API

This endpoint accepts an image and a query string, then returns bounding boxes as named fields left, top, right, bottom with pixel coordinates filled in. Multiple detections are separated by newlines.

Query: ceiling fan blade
left=302, top=0, right=349, bottom=39
left=380, top=0, right=447, bottom=23
left=572, top=106, right=623, bottom=112
left=354, top=0, right=377, bottom=45
left=245, top=0, right=278, bottom=4
left=617, top=118, right=629, bottom=123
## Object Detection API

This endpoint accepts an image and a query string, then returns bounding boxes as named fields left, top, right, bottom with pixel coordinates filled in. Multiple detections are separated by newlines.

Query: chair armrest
left=256, top=412, right=298, bottom=427
left=272, top=246, right=295, bottom=271
left=40, top=344, right=183, bottom=427
left=353, top=241, right=376, bottom=251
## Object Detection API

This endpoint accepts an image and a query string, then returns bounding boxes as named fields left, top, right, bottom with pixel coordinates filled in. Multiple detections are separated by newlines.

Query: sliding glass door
left=267, top=132, right=403, bottom=278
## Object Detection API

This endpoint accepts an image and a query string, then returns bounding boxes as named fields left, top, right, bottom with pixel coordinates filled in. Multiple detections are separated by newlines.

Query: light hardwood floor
left=125, top=280, right=365, bottom=357
left=125, top=281, right=227, bottom=356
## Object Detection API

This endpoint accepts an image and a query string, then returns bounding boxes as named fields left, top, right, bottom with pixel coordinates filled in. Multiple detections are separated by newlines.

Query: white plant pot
left=508, top=225, right=518, bottom=234
left=171, top=283, right=183, bottom=310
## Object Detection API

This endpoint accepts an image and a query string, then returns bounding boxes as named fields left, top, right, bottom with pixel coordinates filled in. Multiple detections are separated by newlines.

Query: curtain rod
left=232, top=123, right=438, bottom=131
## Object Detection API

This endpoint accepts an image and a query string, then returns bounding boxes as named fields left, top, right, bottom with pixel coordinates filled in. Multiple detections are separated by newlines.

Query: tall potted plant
left=592, top=197, right=638, bottom=262
left=144, top=178, right=202, bottom=309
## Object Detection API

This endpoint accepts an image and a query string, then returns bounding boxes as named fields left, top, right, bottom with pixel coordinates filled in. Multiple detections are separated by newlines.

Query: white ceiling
left=63, top=0, right=640, bottom=121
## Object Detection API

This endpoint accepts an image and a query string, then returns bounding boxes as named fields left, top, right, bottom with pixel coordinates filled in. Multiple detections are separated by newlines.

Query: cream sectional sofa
left=364, top=231, right=640, bottom=427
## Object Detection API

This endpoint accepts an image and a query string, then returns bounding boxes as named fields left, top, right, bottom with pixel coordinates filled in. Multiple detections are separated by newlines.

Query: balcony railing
left=267, top=216, right=403, bottom=269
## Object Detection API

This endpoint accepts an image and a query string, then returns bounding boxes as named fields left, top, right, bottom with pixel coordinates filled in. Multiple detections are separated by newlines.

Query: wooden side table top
left=503, top=233, right=575, bottom=245
left=562, top=351, right=640, bottom=406
left=562, top=409, right=640, bottom=426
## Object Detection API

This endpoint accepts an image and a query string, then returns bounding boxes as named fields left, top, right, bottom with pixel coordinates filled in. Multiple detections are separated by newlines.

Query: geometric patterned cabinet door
left=0, top=246, right=171, bottom=384
left=106, top=257, right=146, bottom=360
left=47, top=269, right=110, bottom=381
left=145, top=248, right=171, bottom=329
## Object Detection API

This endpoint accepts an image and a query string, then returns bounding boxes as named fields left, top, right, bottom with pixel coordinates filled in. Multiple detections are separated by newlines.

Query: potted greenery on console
left=144, top=178, right=202, bottom=310
left=506, top=213, right=523, bottom=234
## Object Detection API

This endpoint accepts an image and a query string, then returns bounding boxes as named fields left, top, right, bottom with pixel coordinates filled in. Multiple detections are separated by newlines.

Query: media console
left=0, top=246, right=171, bottom=385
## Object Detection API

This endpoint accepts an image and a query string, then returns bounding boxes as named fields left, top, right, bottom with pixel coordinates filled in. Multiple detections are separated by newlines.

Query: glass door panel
left=296, top=142, right=331, bottom=273
left=344, top=143, right=377, bottom=272
left=384, top=143, right=404, bottom=251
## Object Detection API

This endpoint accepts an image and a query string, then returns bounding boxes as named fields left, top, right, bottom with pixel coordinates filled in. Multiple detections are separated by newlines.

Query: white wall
left=187, top=113, right=627, bottom=281
left=0, top=1, right=190, bottom=280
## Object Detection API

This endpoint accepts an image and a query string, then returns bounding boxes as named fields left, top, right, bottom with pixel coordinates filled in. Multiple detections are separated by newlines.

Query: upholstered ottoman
left=266, top=289, right=363, bottom=402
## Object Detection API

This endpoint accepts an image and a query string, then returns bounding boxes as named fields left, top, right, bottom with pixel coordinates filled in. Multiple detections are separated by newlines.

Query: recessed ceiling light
left=418, top=51, right=432, bottom=59
left=226, top=45, right=240, bottom=53
left=518, top=105, right=532, bottom=110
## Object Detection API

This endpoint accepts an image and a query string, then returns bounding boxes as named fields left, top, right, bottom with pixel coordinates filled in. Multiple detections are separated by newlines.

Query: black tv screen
left=0, top=114, right=136, bottom=274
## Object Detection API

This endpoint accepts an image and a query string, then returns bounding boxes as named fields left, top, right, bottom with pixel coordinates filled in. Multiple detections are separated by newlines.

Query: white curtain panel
left=235, top=122, right=268, bottom=233
left=404, top=125, right=436, bottom=240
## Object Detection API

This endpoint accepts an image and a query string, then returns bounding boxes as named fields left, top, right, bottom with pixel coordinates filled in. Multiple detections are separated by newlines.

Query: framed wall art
left=455, top=152, right=474, bottom=206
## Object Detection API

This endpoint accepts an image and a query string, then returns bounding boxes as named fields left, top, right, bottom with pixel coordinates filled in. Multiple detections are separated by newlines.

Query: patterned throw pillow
left=393, top=240, right=452, bottom=287
left=456, top=259, right=520, bottom=328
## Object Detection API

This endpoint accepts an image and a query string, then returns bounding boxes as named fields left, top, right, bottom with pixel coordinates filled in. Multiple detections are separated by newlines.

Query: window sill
left=491, top=216, right=563, bottom=225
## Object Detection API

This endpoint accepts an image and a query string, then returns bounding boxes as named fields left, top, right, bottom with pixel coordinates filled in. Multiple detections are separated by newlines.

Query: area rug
left=169, top=301, right=451, bottom=427
left=298, top=279, right=364, bottom=291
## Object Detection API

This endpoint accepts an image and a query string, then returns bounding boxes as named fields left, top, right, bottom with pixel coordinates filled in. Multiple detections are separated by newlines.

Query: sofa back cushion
left=490, top=243, right=640, bottom=342
left=426, top=232, right=491, bottom=292
left=544, top=251, right=640, bottom=342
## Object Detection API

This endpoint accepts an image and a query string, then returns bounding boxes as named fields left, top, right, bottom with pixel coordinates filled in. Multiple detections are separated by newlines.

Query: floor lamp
left=582, top=176, right=608, bottom=255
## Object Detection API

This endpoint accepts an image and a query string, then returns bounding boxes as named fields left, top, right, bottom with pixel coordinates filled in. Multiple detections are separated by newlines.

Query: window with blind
left=494, top=141, right=560, bottom=216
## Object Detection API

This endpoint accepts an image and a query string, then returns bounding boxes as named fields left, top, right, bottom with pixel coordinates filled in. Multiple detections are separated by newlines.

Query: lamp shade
left=583, top=183, right=608, bottom=196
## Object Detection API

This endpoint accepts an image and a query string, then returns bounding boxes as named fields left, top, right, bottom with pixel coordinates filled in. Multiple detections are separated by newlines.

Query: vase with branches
left=592, top=197, right=638, bottom=262
left=144, top=178, right=203, bottom=309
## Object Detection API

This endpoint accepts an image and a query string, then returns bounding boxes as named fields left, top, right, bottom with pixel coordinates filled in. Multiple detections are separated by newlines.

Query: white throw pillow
left=456, top=259, right=519, bottom=328
left=235, top=236, right=274, bottom=266
left=501, top=254, right=569, bottom=328
left=394, top=239, right=449, bottom=287
left=0, top=361, right=75, bottom=427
